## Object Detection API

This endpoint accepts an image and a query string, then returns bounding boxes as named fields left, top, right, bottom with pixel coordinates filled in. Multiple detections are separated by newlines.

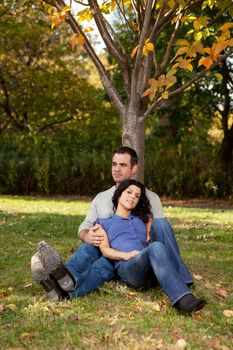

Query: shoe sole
left=37, top=240, right=74, bottom=291
left=37, top=240, right=62, bottom=275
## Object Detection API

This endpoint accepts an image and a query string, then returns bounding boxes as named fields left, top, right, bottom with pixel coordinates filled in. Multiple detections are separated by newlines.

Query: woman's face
left=118, top=185, right=141, bottom=210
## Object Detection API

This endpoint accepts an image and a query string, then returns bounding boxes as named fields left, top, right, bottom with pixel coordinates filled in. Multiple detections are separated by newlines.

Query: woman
left=96, top=179, right=206, bottom=313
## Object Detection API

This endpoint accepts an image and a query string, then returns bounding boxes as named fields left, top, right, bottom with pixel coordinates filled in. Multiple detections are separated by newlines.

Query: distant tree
left=0, top=2, right=106, bottom=135
left=214, top=59, right=233, bottom=172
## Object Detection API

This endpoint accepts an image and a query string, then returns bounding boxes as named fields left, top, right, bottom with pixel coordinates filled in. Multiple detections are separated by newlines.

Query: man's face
left=112, top=153, right=137, bottom=184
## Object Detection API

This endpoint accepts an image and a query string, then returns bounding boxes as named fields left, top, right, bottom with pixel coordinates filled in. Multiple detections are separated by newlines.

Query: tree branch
left=131, top=1, right=153, bottom=94
left=88, top=0, right=131, bottom=97
left=158, top=10, right=183, bottom=75
left=43, top=0, right=125, bottom=116
left=38, top=116, right=74, bottom=132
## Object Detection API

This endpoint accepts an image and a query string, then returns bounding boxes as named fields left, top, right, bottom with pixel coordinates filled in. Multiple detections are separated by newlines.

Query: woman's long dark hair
left=112, top=179, right=152, bottom=223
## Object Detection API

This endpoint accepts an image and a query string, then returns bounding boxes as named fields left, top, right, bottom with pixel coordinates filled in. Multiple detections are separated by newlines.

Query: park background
left=0, top=2, right=233, bottom=349
left=0, top=2, right=232, bottom=200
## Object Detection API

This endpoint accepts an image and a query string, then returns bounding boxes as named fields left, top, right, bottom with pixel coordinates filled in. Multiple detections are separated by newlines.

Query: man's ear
left=131, top=164, right=138, bottom=178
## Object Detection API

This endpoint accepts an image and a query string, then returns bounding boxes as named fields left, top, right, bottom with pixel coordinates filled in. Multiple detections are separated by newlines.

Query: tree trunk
left=219, top=125, right=233, bottom=172
left=121, top=109, right=146, bottom=183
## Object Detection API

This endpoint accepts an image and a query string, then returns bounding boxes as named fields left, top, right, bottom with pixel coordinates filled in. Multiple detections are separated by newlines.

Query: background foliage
left=0, top=2, right=232, bottom=198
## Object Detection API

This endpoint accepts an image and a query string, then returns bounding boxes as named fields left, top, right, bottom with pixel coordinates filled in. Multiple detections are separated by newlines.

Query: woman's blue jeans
left=117, top=241, right=191, bottom=305
left=66, top=218, right=193, bottom=299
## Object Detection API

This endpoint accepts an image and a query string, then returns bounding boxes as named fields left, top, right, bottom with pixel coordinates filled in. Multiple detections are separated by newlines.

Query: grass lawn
left=0, top=195, right=232, bottom=350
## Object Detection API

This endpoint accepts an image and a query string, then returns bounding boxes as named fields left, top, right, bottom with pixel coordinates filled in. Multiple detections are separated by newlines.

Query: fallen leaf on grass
left=5, top=304, right=17, bottom=311
left=193, top=274, right=203, bottom=281
left=175, top=339, right=188, bottom=350
left=166, top=338, right=188, bottom=350
left=211, top=336, right=221, bottom=349
left=152, top=302, right=161, bottom=312
left=171, top=326, right=182, bottom=342
left=216, top=287, right=228, bottom=299
left=126, top=291, right=137, bottom=297
left=205, top=281, right=214, bottom=289
left=223, top=310, right=233, bottom=317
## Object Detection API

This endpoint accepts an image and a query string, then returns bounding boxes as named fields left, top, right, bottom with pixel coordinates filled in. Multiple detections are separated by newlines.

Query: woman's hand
left=123, top=250, right=140, bottom=260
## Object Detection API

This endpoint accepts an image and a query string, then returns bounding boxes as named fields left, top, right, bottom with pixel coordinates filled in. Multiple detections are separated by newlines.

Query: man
left=31, top=146, right=193, bottom=301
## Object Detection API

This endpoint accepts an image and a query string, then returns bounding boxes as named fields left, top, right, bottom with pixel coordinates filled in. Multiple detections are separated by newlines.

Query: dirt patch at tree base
left=161, top=197, right=233, bottom=209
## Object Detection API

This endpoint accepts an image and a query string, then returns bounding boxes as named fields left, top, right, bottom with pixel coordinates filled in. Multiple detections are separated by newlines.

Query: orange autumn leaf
left=198, top=56, right=213, bottom=69
left=77, top=34, right=85, bottom=46
left=131, top=45, right=139, bottom=58
left=142, top=88, right=152, bottom=97
left=71, top=34, right=77, bottom=49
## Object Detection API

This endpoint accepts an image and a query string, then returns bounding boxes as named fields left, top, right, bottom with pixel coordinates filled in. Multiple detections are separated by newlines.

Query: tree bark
left=219, top=125, right=233, bottom=172
left=121, top=109, right=146, bottom=183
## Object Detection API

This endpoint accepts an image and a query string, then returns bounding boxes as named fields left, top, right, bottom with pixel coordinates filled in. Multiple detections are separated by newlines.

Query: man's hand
left=79, top=224, right=104, bottom=246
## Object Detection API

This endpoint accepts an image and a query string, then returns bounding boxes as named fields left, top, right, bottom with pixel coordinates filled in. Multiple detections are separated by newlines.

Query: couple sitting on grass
left=31, top=166, right=206, bottom=313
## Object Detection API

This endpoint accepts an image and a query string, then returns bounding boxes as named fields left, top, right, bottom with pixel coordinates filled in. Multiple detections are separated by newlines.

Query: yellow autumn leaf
left=142, top=42, right=155, bottom=56
left=175, top=39, right=190, bottom=47
left=61, top=6, right=71, bottom=13
left=176, top=0, right=186, bottom=7
left=84, top=27, right=94, bottom=33
left=214, top=73, right=223, bottom=80
left=168, top=0, right=175, bottom=8
left=186, top=63, right=193, bottom=71
left=194, top=31, right=202, bottom=41
left=162, top=91, right=169, bottom=99
left=166, top=68, right=177, bottom=77
left=176, top=47, right=188, bottom=56
left=145, top=43, right=154, bottom=52
left=122, top=0, right=131, bottom=7
left=47, top=6, right=53, bottom=15
left=77, top=9, right=93, bottom=24
left=193, top=16, right=210, bottom=30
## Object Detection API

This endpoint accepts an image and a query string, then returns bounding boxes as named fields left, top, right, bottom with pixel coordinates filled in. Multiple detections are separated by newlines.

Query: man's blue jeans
left=66, top=218, right=193, bottom=299
left=117, top=241, right=191, bottom=305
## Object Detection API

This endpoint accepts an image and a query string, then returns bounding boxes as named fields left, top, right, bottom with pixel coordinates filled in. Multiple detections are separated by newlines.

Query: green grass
left=0, top=195, right=232, bottom=350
